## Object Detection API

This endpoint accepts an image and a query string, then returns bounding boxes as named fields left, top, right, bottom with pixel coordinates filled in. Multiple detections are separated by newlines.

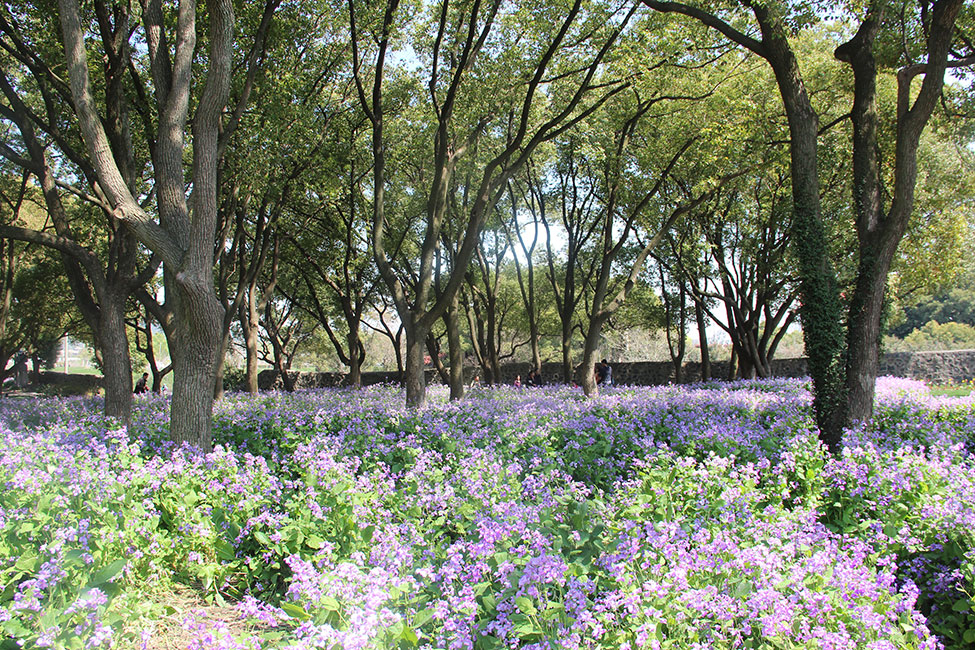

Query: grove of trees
left=1, top=0, right=973, bottom=452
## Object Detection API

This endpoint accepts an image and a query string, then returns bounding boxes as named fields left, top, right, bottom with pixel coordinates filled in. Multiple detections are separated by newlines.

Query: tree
left=49, top=0, right=282, bottom=450
left=642, top=0, right=973, bottom=452
left=677, top=180, right=800, bottom=380
left=128, top=300, right=171, bottom=393
left=0, top=4, right=153, bottom=420
left=541, top=137, right=604, bottom=383
left=502, top=166, right=547, bottom=373
left=216, top=0, right=350, bottom=395
left=352, top=0, right=640, bottom=407
left=277, top=109, right=384, bottom=391
left=260, top=297, right=316, bottom=392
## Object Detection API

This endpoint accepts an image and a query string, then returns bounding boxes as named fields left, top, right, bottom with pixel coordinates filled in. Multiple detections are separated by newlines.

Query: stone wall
left=34, top=371, right=104, bottom=394
left=255, top=349, right=975, bottom=390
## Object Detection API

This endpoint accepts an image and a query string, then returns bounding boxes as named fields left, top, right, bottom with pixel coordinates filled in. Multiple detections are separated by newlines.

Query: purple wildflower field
left=2, top=377, right=975, bottom=649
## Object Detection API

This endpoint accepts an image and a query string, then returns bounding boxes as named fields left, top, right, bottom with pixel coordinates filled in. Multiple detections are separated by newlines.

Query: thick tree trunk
left=484, top=295, right=501, bottom=385
left=727, top=346, right=738, bottom=381
left=238, top=292, right=261, bottom=394
left=168, top=279, right=224, bottom=450
left=737, top=349, right=755, bottom=380
left=403, top=323, right=428, bottom=407
left=578, top=328, right=599, bottom=397
left=762, top=27, right=847, bottom=453
left=213, top=330, right=230, bottom=400
left=150, top=366, right=170, bottom=393
left=99, top=293, right=133, bottom=422
left=845, top=237, right=896, bottom=424
left=346, top=326, right=363, bottom=388
left=836, top=1, right=960, bottom=428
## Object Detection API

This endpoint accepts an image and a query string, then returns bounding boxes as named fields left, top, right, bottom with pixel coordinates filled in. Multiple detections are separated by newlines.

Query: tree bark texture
left=57, top=0, right=237, bottom=450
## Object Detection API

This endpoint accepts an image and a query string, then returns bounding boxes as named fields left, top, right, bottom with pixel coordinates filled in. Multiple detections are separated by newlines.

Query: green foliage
left=887, top=320, right=975, bottom=352
left=891, top=289, right=975, bottom=339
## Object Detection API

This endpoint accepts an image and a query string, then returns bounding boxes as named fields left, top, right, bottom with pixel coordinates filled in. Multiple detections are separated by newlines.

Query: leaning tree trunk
left=695, top=295, right=711, bottom=381
left=578, top=323, right=601, bottom=397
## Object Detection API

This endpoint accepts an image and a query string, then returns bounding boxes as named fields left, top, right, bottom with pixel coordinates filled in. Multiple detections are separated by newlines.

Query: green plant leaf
left=413, top=608, right=434, bottom=628
left=88, top=559, right=127, bottom=586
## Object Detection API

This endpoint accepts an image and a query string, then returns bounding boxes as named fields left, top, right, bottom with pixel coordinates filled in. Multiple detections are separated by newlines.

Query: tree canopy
left=1, top=0, right=973, bottom=450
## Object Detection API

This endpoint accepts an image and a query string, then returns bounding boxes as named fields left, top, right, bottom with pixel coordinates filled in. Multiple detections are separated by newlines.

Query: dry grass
left=120, top=582, right=259, bottom=650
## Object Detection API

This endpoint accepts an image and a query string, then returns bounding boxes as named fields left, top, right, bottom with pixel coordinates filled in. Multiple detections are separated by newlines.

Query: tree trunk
left=99, top=292, right=133, bottom=422
left=244, top=317, right=260, bottom=394
left=695, top=294, right=710, bottom=381
left=346, top=326, right=363, bottom=388
left=403, top=322, right=428, bottom=407
left=560, top=318, right=574, bottom=384
left=426, top=333, right=450, bottom=384
left=213, top=330, right=231, bottom=400
left=578, top=323, right=600, bottom=397
left=168, top=279, right=224, bottom=450
left=445, top=292, right=464, bottom=400
left=836, top=0, right=961, bottom=427
left=761, top=22, right=847, bottom=453
left=484, top=293, right=502, bottom=385
left=845, top=237, right=895, bottom=424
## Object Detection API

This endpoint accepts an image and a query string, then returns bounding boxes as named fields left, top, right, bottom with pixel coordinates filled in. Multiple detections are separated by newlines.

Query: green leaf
left=281, top=602, right=311, bottom=621
left=305, top=535, right=325, bottom=550
left=413, top=608, right=434, bottom=628
left=320, top=595, right=340, bottom=611
left=951, top=598, right=971, bottom=612
left=514, top=596, right=536, bottom=615
left=361, top=525, right=375, bottom=543
left=399, top=625, right=419, bottom=645
left=88, top=559, right=127, bottom=586
left=472, top=582, right=491, bottom=596
left=215, top=539, right=236, bottom=562
left=14, top=555, right=37, bottom=572
left=512, top=622, right=539, bottom=639
left=3, top=619, right=31, bottom=638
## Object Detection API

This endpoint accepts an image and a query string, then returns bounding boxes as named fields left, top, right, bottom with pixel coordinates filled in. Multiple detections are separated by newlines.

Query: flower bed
left=2, top=378, right=974, bottom=649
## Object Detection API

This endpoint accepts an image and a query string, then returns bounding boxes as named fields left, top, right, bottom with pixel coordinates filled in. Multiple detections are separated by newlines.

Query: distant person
left=595, top=361, right=606, bottom=385
left=134, top=372, right=149, bottom=394
left=13, top=354, right=28, bottom=389
left=526, top=369, right=541, bottom=387
left=514, top=374, right=522, bottom=388
left=601, top=359, right=613, bottom=386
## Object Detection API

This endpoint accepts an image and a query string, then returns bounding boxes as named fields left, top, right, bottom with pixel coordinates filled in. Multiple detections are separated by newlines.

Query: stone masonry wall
left=255, top=349, right=975, bottom=390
